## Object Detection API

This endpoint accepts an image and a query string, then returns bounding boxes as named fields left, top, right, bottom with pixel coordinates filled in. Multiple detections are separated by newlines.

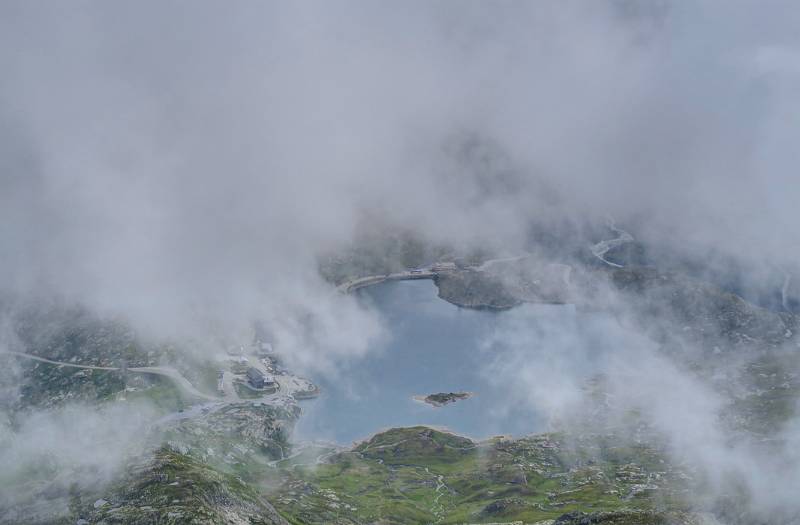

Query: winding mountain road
left=4, top=351, right=218, bottom=401
left=590, top=219, right=634, bottom=268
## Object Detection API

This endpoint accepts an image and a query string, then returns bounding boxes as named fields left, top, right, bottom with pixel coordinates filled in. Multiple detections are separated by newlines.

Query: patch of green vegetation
left=124, top=375, right=187, bottom=413
left=264, top=427, right=691, bottom=525
left=197, top=364, right=224, bottom=397
left=171, top=358, right=224, bottom=399
left=355, top=426, right=476, bottom=465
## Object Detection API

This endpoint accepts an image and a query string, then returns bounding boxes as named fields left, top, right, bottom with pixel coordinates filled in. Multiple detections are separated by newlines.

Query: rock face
left=551, top=510, right=716, bottom=525
left=479, top=497, right=536, bottom=517
left=65, top=403, right=298, bottom=525
left=157, top=402, right=299, bottom=473
left=11, top=303, right=159, bottom=369
left=76, top=448, right=289, bottom=525
left=608, top=266, right=798, bottom=348
left=8, top=252, right=800, bottom=525
left=553, top=510, right=666, bottom=524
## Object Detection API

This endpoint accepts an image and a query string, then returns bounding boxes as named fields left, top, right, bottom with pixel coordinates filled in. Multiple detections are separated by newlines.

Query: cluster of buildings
left=221, top=334, right=318, bottom=399
left=221, top=336, right=280, bottom=393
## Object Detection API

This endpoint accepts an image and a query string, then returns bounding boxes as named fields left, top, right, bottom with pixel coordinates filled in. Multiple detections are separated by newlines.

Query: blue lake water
left=293, top=280, right=599, bottom=445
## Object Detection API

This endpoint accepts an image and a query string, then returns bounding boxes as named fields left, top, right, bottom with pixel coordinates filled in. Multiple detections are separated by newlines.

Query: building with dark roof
left=246, top=367, right=266, bottom=388
left=246, top=367, right=276, bottom=390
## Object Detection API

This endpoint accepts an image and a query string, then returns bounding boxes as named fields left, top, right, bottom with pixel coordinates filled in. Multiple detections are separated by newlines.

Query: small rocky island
left=414, top=391, right=473, bottom=407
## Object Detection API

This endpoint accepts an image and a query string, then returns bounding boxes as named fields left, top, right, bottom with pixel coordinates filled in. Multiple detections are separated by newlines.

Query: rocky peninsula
left=433, top=258, right=573, bottom=310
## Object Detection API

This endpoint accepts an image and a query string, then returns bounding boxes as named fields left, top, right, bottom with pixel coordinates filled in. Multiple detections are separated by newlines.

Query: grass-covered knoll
left=355, top=426, right=476, bottom=465
left=75, top=448, right=288, bottom=525
left=265, top=426, right=692, bottom=525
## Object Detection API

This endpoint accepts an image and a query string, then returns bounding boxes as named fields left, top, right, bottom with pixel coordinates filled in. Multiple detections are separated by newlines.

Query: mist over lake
left=294, top=280, right=616, bottom=444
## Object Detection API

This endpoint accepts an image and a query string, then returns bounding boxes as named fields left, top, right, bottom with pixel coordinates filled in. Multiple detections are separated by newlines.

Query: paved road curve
left=4, top=351, right=218, bottom=401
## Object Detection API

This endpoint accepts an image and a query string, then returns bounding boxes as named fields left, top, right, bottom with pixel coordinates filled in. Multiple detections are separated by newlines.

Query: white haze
left=480, top=281, right=800, bottom=523
left=2, top=1, right=800, bottom=522
left=2, top=1, right=800, bottom=342
left=0, top=402, right=158, bottom=522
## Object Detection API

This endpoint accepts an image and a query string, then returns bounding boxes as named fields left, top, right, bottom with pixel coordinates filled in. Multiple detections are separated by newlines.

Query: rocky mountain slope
left=4, top=250, right=800, bottom=524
